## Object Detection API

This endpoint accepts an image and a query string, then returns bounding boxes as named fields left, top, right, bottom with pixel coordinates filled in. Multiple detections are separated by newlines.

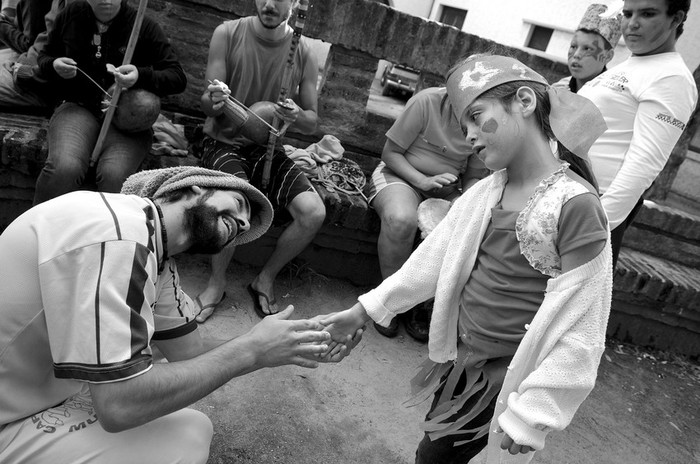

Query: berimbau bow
left=89, top=0, right=149, bottom=167
left=260, top=0, right=310, bottom=192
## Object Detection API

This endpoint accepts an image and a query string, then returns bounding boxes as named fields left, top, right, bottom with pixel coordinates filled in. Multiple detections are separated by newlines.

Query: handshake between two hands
left=246, top=303, right=372, bottom=369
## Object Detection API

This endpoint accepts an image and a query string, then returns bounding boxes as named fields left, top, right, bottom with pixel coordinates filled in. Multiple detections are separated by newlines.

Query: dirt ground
left=175, top=254, right=700, bottom=464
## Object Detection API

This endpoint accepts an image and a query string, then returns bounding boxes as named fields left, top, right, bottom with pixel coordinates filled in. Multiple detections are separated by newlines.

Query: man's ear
left=514, top=86, right=537, bottom=117
left=671, top=10, right=686, bottom=31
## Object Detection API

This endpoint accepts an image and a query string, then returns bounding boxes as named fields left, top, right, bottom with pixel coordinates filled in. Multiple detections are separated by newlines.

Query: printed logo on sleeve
left=656, top=113, right=686, bottom=130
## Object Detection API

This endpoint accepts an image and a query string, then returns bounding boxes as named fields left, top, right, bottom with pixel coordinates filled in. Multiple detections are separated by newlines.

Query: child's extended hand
left=304, top=312, right=365, bottom=363
left=53, top=57, right=77, bottom=79
left=497, top=426, right=535, bottom=455
left=319, top=303, right=370, bottom=346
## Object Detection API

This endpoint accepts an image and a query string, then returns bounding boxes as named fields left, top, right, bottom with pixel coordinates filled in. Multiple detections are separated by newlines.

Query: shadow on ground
left=175, top=255, right=700, bottom=464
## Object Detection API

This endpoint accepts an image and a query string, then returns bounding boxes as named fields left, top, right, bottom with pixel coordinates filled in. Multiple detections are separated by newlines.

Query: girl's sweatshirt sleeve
left=496, top=255, right=611, bottom=450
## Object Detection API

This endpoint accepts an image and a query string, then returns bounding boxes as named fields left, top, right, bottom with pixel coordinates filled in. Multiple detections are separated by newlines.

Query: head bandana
left=446, top=55, right=607, bottom=159
left=121, top=166, right=273, bottom=246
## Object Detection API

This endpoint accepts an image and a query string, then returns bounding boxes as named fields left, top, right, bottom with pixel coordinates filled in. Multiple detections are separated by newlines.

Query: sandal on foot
left=194, top=292, right=227, bottom=323
left=246, top=284, right=277, bottom=318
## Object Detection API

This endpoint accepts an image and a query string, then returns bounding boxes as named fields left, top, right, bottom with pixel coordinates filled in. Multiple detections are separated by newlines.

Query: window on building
left=439, top=6, right=467, bottom=29
left=526, top=25, right=553, bottom=51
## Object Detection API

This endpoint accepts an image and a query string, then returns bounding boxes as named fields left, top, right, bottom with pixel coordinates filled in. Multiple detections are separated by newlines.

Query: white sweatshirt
left=579, top=52, right=697, bottom=229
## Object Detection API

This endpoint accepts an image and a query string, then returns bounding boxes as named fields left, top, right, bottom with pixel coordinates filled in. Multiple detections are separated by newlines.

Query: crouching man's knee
left=153, top=408, right=214, bottom=464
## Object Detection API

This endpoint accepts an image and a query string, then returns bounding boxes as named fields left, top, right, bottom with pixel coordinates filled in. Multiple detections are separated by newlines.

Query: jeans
left=33, top=102, right=151, bottom=205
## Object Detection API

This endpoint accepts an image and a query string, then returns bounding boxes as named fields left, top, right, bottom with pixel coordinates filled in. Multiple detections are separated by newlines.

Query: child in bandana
left=321, top=55, right=613, bottom=463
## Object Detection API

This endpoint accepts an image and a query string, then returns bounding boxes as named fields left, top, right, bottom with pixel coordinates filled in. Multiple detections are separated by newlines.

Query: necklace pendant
left=95, top=47, right=101, bottom=59
left=93, top=33, right=101, bottom=46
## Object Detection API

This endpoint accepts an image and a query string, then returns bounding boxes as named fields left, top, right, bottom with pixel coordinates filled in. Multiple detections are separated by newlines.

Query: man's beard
left=257, top=7, right=291, bottom=29
left=183, top=202, right=232, bottom=254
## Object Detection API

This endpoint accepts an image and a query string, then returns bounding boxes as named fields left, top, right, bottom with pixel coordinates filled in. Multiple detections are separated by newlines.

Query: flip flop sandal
left=194, top=292, right=227, bottom=323
left=246, top=284, right=278, bottom=318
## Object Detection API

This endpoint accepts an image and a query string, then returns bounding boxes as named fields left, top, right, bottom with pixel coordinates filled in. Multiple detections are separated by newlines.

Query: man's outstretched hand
left=242, top=305, right=331, bottom=369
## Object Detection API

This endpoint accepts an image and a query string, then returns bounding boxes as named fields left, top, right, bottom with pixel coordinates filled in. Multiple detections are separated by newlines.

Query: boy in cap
left=0, top=166, right=358, bottom=463
left=553, top=3, right=622, bottom=93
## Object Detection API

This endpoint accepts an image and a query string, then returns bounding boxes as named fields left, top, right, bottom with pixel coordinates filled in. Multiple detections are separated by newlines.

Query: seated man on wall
left=32, top=0, right=187, bottom=204
left=198, top=0, right=325, bottom=321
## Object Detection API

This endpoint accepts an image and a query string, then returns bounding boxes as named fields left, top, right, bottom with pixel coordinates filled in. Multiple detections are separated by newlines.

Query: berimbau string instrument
left=215, top=1, right=310, bottom=191
left=89, top=0, right=149, bottom=167
left=261, top=0, right=310, bottom=192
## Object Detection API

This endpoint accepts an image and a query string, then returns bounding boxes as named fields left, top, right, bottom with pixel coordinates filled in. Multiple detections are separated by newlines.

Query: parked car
left=380, top=63, right=419, bottom=100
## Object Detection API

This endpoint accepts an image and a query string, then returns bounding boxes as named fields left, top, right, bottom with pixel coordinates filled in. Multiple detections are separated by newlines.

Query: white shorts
left=0, top=386, right=213, bottom=464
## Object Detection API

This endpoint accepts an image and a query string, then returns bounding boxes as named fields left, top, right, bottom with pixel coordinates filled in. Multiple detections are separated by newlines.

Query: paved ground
left=175, top=254, right=700, bottom=464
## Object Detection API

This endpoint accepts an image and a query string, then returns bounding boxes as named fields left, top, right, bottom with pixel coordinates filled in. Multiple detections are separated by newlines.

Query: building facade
left=390, top=0, right=700, bottom=72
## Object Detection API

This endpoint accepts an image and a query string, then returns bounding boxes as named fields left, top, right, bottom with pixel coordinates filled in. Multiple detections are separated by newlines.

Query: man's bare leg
left=195, top=244, right=236, bottom=322
left=251, top=191, right=325, bottom=315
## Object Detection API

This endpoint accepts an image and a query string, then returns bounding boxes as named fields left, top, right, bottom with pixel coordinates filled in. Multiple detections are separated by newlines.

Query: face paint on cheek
left=481, top=118, right=499, bottom=134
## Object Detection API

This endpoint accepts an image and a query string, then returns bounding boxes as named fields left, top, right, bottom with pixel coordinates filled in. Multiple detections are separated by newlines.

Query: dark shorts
left=201, top=136, right=317, bottom=222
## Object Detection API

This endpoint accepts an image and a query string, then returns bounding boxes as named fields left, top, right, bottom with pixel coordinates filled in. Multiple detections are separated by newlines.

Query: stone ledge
left=611, top=248, right=700, bottom=357
left=622, top=200, right=700, bottom=269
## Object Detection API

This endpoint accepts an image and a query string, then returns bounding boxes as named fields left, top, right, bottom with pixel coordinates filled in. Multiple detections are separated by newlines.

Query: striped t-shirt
left=0, top=191, right=198, bottom=426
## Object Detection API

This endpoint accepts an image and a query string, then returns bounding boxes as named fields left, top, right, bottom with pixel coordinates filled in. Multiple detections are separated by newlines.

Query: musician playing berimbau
left=198, top=0, right=324, bottom=321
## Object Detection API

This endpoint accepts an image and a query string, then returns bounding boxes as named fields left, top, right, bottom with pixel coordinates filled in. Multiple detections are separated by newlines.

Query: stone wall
left=148, top=0, right=570, bottom=155
left=145, top=0, right=697, bottom=202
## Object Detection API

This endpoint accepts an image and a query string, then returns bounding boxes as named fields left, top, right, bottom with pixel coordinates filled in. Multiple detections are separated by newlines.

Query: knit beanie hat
left=121, top=166, right=273, bottom=246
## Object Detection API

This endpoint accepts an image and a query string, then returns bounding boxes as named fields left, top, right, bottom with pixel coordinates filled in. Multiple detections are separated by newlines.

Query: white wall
left=676, top=8, right=700, bottom=72
left=389, top=0, right=433, bottom=17
left=422, top=0, right=699, bottom=72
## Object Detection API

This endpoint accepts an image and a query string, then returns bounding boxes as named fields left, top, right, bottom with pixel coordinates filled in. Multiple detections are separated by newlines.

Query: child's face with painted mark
left=567, top=31, right=612, bottom=82
left=460, top=98, right=520, bottom=171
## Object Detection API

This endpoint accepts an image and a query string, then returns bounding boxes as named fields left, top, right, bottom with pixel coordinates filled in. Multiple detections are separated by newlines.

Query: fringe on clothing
left=406, top=335, right=517, bottom=446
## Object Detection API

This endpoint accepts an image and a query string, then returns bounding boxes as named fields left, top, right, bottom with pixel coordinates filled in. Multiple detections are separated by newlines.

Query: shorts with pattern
left=200, top=136, right=318, bottom=224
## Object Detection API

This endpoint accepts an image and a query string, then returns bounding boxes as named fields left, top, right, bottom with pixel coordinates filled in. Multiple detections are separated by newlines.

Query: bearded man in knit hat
left=0, top=166, right=359, bottom=463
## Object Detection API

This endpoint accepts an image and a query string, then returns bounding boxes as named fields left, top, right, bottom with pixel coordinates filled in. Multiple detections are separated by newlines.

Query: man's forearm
left=90, top=333, right=261, bottom=433
left=292, top=108, right=317, bottom=134
left=90, top=312, right=330, bottom=433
